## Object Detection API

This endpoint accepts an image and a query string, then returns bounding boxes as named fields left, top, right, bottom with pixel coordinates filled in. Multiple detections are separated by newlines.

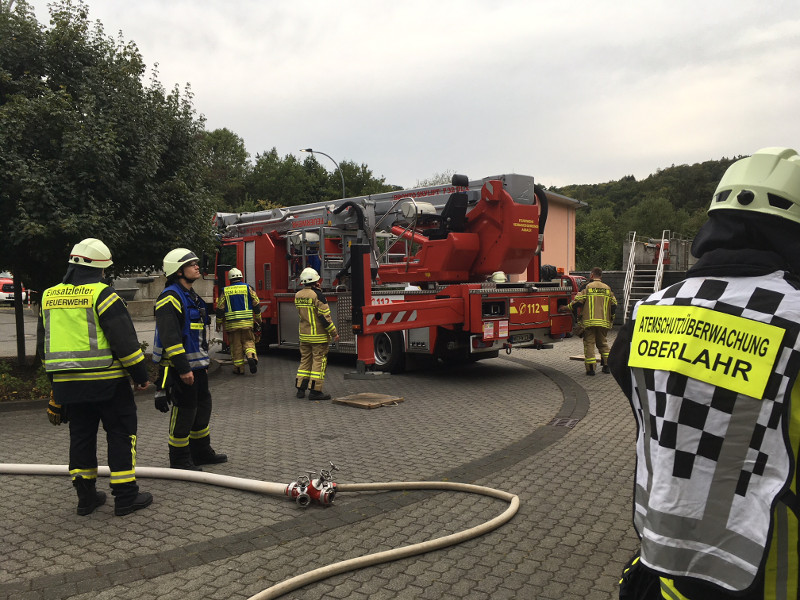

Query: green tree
left=0, top=0, right=214, bottom=295
left=575, top=207, right=621, bottom=270
left=201, top=128, right=250, bottom=211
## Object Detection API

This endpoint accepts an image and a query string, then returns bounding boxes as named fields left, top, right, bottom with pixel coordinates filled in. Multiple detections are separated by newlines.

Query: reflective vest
left=153, top=283, right=210, bottom=370
left=221, top=282, right=255, bottom=329
left=627, top=271, right=800, bottom=592
left=295, top=287, right=336, bottom=343
left=41, top=282, right=127, bottom=381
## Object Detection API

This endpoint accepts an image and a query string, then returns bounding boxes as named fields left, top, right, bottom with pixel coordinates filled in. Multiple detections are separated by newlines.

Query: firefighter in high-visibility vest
left=215, top=268, right=261, bottom=375
left=294, top=267, right=339, bottom=400
left=612, top=148, right=800, bottom=599
left=563, top=267, right=616, bottom=375
left=152, top=248, right=227, bottom=470
left=37, top=238, right=153, bottom=517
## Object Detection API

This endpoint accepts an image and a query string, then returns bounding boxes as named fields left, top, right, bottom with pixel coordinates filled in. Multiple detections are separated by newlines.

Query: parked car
left=0, top=271, right=27, bottom=304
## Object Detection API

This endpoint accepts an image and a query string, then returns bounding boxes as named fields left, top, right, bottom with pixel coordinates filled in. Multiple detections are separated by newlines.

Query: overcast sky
left=25, top=0, right=800, bottom=189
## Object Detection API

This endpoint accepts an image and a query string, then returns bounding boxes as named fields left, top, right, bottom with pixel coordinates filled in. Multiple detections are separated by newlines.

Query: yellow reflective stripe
left=96, top=292, right=120, bottom=315
left=299, top=334, right=329, bottom=343
left=156, top=295, right=183, bottom=311
left=119, top=349, right=145, bottom=367
left=110, top=470, right=136, bottom=484
left=190, top=322, right=204, bottom=330
left=70, top=468, right=98, bottom=480
left=169, top=436, right=190, bottom=447
left=164, top=343, right=185, bottom=357
left=53, top=367, right=128, bottom=382
left=659, top=578, right=690, bottom=600
left=189, top=427, right=210, bottom=439
left=629, top=304, right=784, bottom=398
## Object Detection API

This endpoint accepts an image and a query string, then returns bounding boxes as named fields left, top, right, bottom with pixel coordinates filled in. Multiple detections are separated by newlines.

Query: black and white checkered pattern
left=629, top=271, right=800, bottom=590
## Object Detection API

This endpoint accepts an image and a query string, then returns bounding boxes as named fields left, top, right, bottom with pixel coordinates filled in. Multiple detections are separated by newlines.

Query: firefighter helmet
left=163, top=248, right=199, bottom=277
left=300, top=267, right=320, bottom=285
left=709, top=147, right=800, bottom=225
left=490, top=271, right=508, bottom=283
left=228, top=268, right=243, bottom=281
left=69, top=238, right=113, bottom=269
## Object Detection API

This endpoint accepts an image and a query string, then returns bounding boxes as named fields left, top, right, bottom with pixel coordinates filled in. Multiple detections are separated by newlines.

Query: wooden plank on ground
left=332, top=393, right=404, bottom=409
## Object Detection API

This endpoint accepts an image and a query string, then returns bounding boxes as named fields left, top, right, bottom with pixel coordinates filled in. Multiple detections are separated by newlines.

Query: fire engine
left=212, top=173, right=576, bottom=372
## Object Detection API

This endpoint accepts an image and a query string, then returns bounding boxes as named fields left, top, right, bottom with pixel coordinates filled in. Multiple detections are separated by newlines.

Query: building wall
left=540, top=201, right=576, bottom=273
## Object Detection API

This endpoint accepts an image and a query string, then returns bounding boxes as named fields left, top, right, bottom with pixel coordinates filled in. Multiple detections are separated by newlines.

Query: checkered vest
left=628, top=270, right=800, bottom=592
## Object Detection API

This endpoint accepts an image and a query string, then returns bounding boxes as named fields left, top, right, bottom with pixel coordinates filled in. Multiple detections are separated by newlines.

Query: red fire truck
left=212, top=173, right=576, bottom=372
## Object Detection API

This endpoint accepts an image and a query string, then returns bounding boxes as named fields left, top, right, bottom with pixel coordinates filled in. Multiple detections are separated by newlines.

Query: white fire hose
left=0, top=463, right=520, bottom=600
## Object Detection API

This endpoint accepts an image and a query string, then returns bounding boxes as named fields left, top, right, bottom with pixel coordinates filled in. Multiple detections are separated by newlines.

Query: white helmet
left=228, top=268, right=243, bottom=281
left=163, top=248, right=199, bottom=277
left=709, top=147, right=800, bottom=224
left=490, top=271, right=508, bottom=283
left=300, top=267, right=320, bottom=285
left=69, top=238, right=113, bottom=269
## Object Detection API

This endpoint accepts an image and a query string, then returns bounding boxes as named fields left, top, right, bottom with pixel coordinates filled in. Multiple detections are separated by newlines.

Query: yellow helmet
left=490, top=271, right=508, bottom=283
left=163, top=248, right=199, bottom=277
left=69, top=238, right=113, bottom=269
left=300, top=267, right=320, bottom=285
left=709, top=147, right=800, bottom=224
left=228, top=268, right=243, bottom=281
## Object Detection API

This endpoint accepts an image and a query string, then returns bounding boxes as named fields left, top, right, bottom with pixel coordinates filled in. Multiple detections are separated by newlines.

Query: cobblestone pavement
left=0, top=326, right=640, bottom=600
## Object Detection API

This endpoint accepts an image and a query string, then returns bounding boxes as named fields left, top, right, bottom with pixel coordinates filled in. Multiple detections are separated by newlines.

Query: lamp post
left=300, top=148, right=346, bottom=199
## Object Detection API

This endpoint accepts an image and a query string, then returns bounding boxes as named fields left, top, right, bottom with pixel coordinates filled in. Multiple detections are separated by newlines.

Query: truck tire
left=373, top=331, right=405, bottom=373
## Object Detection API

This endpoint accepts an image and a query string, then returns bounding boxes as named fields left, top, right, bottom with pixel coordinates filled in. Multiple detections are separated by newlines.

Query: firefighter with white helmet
left=612, top=148, right=800, bottom=598
left=294, top=267, right=339, bottom=400
left=152, top=248, right=227, bottom=470
left=37, top=238, right=153, bottom=516
left=215, top=267, right=261, bottom=374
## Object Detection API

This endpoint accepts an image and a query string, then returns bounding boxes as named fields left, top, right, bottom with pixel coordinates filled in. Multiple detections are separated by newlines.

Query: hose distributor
left=285, top=462, right=339, bottom=507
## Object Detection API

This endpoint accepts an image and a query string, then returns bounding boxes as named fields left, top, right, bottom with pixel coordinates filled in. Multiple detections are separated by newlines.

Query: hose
left=0, top=464, right=519, bottom=600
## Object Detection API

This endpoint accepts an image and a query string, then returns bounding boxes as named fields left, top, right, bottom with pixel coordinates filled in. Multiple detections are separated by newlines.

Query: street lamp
left=300, top=148, right=346, bottom=199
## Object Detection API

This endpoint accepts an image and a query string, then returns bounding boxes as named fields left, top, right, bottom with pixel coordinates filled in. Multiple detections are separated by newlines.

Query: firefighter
left=215, top=268, right=261, bottom=375
left=153, top=248, right=227, bottom=470
left=37, top=238, right=153, bottom=516
left=611, top=148, right=800, bottom=599
left=294, top=267, right=339, bottom=400
left=562, top=267, right=616, bottom=375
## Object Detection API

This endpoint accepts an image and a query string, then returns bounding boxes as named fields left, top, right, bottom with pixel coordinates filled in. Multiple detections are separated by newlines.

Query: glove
left=558, top=305, right=571, bottom=313
left=154, top=388, right=172, bottom=413
left=253, top=322, right=262, bottom=343
left=47, top=396, right=67, bottom=425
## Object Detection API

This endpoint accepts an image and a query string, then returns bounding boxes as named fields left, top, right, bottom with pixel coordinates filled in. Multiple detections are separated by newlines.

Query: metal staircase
left=623, top=230, right=669, bottom=322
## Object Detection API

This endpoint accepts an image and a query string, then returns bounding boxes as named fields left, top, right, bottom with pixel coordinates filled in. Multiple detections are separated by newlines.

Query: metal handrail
left=623, top=232, right=637, bottom=322
left=653, top=230, right=669, bottom=292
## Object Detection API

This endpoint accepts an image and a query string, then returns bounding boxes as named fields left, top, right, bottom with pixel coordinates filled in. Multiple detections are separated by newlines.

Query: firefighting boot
left=169, top=445, right=203, bottom=471
left=114, top=491, right=153, bottom=516
left=190, top=436, right=228, bottom=466
left=247, top=354, right=258, bottom=374
left=296, top=379, right=309, bottom=399
left=601, top=357, right=610, bottom=374
left=585, top=364, right=595, bottom=377
left=73, top=476, right=106, bottom=516
left=308, top=389, right=331, bottom=401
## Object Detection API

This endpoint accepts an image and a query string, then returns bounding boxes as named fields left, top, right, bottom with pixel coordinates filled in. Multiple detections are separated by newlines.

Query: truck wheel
left=373, top=331, right=405, bottom=373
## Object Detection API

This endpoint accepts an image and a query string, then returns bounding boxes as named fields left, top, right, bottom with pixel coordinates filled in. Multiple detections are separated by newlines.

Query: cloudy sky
left=25, top=0, right=800, bottom=189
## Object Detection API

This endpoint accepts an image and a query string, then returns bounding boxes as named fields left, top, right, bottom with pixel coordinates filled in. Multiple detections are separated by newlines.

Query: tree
left=0, top=0, right=214, bottom=295
left=201, top=128, right=250, bottom=211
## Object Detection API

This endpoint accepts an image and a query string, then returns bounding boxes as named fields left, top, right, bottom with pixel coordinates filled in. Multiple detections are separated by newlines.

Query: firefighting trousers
left=296, top=341, right=329, bottom=392
left=582, top=326, right=610, bottom=369
left=67, top=379, right=140, bottom=503
left=227, top=327, right=256, bottom=368
left=168, top=369, right=213, bottom=449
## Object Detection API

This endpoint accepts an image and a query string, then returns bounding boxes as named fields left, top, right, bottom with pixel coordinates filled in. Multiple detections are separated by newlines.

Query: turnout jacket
left=610, top=248, right=800, bottom=597
left=294, top=286, right=337, bottom=343
left=152, top=282, right=210, bottom=374
left=215, top=281, right=261, bottom=331
left=37, top=269, right=148, bottom=404
left=567, top=279, right=616, bottom=328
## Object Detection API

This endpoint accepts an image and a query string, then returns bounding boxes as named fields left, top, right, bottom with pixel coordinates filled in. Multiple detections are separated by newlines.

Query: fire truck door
left=244, top=241, right=256, bottom=287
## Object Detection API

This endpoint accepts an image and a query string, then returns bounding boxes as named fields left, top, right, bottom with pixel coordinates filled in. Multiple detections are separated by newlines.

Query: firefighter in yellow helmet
left=37, top=238, right=153, bottom=516
left=612, top=148, right=800, bottom=599
left=294, top=267, right=339, bottom=400
left=564, top=267, right=616, bottom=375
left=152, top=248, right=227, bottom=470
left=215, top=267, right=262, bottom=375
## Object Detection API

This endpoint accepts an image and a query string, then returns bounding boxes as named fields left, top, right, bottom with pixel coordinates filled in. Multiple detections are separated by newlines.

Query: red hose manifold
left=285, top=462, right=338, bottom=507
